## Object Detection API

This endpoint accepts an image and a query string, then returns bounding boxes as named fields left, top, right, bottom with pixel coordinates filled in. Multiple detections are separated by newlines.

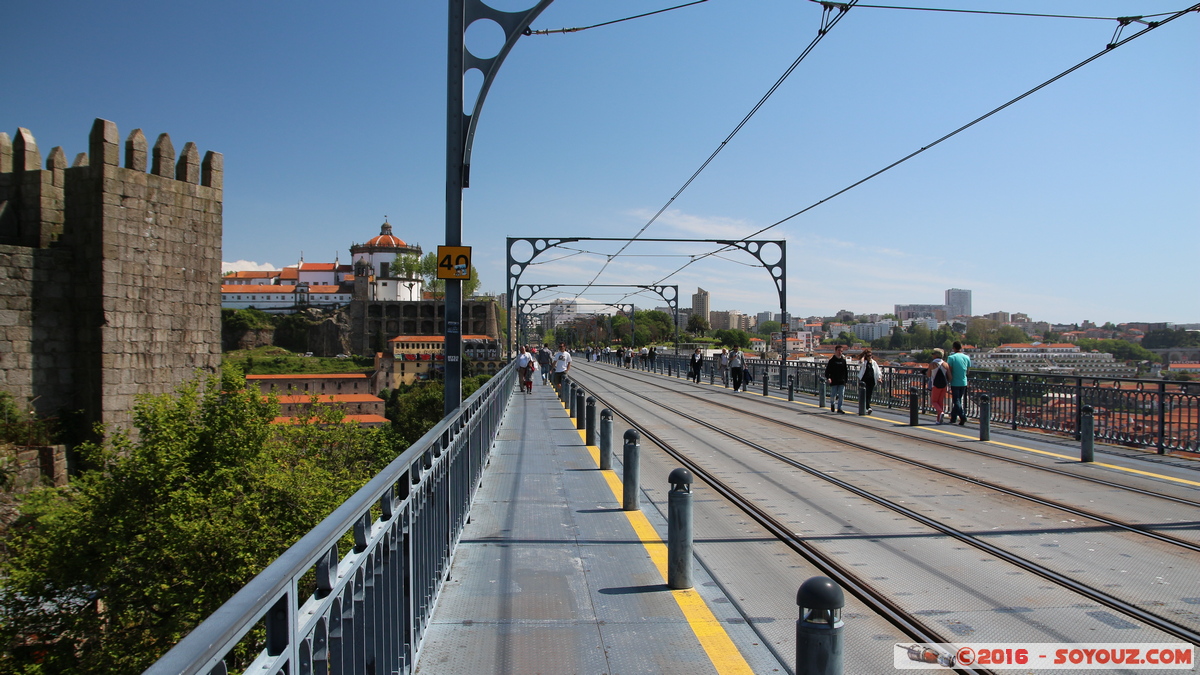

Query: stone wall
left=349, top=299, right=500, bottom=355
left=0, top=119, right=222, bottom=431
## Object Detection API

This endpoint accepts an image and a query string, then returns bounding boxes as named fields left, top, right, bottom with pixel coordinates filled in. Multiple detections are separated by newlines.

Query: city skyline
left=5, top=1, right=1197, bottom=324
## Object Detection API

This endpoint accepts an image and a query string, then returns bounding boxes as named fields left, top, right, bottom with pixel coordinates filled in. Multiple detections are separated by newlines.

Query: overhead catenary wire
left=526, top=0, right=710, bottom=36
left=570, top=1, right=859, bottom=304
left=623, top=2, right=1200, bottom=296
left=806, top=0, right=1180, bottom=24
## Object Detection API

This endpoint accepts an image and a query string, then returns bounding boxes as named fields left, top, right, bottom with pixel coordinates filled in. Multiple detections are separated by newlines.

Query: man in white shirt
left=552, top=343, right=572, bottom=390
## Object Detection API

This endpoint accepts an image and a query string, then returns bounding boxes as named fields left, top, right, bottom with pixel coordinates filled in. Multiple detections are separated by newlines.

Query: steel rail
left=600, top=365, right=1200, bottom=551
left=629, top=359, right=1200, bottom=508
left=575, top=383, right=994, bottom=674
left=576, top=366, right=1200, bottom=647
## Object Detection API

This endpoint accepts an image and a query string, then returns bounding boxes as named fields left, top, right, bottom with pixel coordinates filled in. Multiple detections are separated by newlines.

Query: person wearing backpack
left=928, top=348, right=950, bottom=424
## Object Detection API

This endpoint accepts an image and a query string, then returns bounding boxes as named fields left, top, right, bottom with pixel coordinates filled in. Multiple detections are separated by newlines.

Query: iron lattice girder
left=506, top=237, right=786, bottom=316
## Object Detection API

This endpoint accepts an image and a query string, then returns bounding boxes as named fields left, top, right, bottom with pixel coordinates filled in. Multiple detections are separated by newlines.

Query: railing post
left=908, top=386, right=920, bottom=426
left=599, top=409, right=613, bottom=470
left=667, top=468, right=694, bottom=590
left=1081, top=404, right=1095, bottom=462
left=1157, top=380, right=1167, bottom=455
left=1011, top=373, right=1020, bottom=431
left=575, top=389, right=586, bottom=430
left=1074, top=377, right=1084, bottom=441
left=585, top=397, right=597, bottom=446
left=622, top=430, right=640, bottom=511
left=979, top=393, right=991, bottom=442
left=796, top=576, right=844, bottom=675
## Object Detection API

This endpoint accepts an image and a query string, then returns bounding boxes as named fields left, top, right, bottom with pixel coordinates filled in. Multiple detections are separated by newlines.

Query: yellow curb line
left=569, top=427, right=754, bottom=674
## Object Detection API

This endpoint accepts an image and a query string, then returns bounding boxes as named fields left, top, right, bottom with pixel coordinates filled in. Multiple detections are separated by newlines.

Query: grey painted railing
left=144, top=362, right=517, bottom=675
left=642, top=353, right=1198, bottom=454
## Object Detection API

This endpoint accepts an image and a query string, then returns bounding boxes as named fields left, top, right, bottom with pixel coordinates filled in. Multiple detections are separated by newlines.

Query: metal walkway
left=414, top=379, right=785, bottom=675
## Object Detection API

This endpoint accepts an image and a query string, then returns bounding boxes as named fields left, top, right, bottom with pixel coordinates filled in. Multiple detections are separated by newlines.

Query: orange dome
left=365, top=221, right=406, bottom=248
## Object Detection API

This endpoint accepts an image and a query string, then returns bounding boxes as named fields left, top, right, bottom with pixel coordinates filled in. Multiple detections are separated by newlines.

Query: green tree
left=419, top=252, right=480, bottom=299
left=756, top=320, right=781, bottom=336
left=712, top=329, right=751, bottom=348
left=686, top=313, right=709, bottom=336
left=1076, top=338, right=1159, bottom=363
left=994, top=325, right=1028, bottom=345
left=1143, top=329, right=1200, bottom=349
left=0, top=375, right=399, bottom=674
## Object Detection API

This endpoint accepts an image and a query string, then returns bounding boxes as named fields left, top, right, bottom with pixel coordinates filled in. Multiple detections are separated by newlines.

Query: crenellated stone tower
left=0, top=118, right=223, bottom=434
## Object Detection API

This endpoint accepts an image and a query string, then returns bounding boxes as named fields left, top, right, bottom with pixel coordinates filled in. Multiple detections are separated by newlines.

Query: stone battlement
left=0, top=118, right=223, bottom=436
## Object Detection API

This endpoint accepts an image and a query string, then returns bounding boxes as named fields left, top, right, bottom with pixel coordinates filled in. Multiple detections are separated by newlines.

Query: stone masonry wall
left=0, top=119, right=222, bottom=431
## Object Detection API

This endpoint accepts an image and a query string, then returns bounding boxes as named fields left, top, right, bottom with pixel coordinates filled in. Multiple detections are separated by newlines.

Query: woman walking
left=690, top=348, right=704, bottom=383
left=928, top=348, right=950, bottom=424
left=857, top=349, right=882, bottom=415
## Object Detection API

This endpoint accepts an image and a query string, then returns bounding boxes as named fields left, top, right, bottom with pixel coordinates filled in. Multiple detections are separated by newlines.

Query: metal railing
left=144, top=362, right=517, bottom=675
left=646, top=354, right=1198, bottom=454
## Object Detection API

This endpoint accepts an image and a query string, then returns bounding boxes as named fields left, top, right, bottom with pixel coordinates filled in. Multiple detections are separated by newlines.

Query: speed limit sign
left=435, top=246, right=472, bottom=280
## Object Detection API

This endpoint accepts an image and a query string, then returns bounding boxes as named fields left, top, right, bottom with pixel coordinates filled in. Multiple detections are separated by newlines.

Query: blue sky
left=4, top=1, right=1196, bottom=324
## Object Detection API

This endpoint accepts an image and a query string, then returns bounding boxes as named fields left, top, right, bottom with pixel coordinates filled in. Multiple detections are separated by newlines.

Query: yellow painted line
left=880, top=416, right=1200, bottom=488
left=563, top=406, right=753, bottom=673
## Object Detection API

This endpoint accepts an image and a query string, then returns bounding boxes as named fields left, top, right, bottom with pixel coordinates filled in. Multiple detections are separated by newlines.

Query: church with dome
left=221, top=219, right=500, bottom=358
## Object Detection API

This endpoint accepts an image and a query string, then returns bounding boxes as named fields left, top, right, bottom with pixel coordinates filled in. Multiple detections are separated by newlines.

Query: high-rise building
left=945, top=288, right=972, bottom=318
left=692, top=287, right=710, bottom=327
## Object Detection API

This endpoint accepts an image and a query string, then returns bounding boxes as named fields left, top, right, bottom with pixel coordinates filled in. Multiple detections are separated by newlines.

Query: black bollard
left=979, top=393, right=991, bottom=442
left=667, top=468, right=694, bottom=589
left=1081, top=404, right=1094, bottom=462
left=623, top=430, right=640, bottom=511
left=762, top=370, right=768, bottom=397
left=789, top=376, right=795, bottom=402
left=576, top=390, right=586, bottom=430
left=796, top=576, right=845, bottom=675
left=585, top=396, right=596, bottom=444
left=599, top=409, right=613, bottom=470
left=857, top=383, right=866, bottom=416
left=819, top=379, right=826, bottom=409
left=909, top=386, right=920, bottom=426
left=710, top=367, right=715, bottom=386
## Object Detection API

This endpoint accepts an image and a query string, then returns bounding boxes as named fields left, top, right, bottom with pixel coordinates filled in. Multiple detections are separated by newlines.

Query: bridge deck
left=414, top=378, right=782, bottom=674
left=416, top=364, right=1200, bottom=674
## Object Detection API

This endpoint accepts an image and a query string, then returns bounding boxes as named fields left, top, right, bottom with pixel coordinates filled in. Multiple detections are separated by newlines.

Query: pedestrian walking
left=729, top=347, right=745, bottom=392
left=928, top=348, right=950, bottom=424
left=742, top=364, right=753, bottom=391
left=717, top=349, right=730, bottom=386
left=537, top=345, right=552, bottom=385
left=857, top=349, right=882, bottom=415
left=824, top=344, right=848, bottom=413
left=552, top=342, right=572, bottom=390
left=690, top=348, right=704, bottom=383
left=947, top=341, right=971, bottom=426
left=515, top=346, right=534, bottom=394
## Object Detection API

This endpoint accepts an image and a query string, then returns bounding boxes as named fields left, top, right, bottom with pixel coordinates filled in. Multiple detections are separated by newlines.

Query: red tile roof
left=222, top=284, right=297, bottom=293
left=248, top=373, right=367, bottom=380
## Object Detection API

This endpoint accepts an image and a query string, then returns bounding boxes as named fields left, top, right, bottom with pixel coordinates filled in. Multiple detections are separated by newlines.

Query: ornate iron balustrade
left=144, top=362, right=518, bottom=675
left=645, top=354, right=1197, bottom=454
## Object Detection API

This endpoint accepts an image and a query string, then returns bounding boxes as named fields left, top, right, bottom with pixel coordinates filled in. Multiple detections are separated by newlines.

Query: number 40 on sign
left=436, top=246, right=472, bottom=280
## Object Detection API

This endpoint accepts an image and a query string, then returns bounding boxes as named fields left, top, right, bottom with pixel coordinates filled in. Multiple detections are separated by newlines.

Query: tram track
left=572, top=364, right=1200, bottom=649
